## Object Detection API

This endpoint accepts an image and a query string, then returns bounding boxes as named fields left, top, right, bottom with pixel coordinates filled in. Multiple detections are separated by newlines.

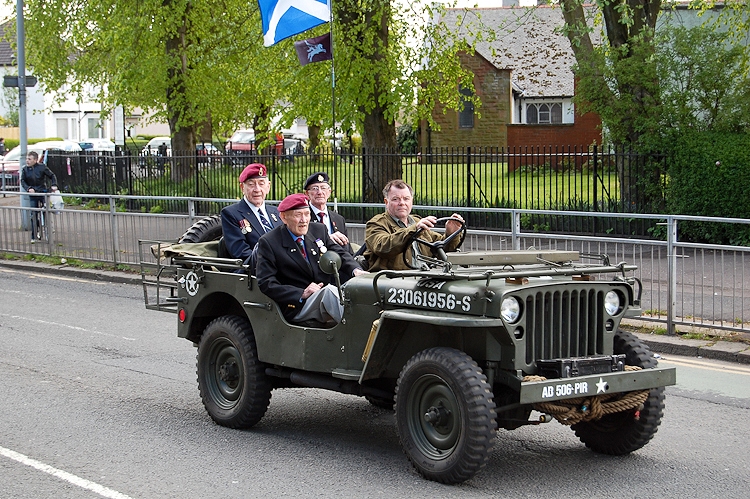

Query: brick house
left=420, top=5, right=602, bottom=154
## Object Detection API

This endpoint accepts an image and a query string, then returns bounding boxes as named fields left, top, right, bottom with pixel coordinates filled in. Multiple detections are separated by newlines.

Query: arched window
left=458, top=86, right=474, bottom=128
left=525, top=102, right=564, bottom=124
left=526, top=104, right=538, bottom=124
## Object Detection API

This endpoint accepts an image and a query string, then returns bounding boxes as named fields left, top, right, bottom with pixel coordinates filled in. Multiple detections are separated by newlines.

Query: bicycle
left=29, top=192, right=50, bottom=244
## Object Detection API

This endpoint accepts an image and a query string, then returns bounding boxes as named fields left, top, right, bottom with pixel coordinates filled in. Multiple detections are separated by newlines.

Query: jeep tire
left=395, top=347, right=497, bottom=484
left=572, top=329, right=666, bottom=454
left=180, top=215, right=223, bottom=243
left=197, top=315, right=271, bottom=429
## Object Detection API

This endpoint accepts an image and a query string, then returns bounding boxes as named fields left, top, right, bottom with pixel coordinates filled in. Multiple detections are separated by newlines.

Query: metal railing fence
left=38, top=145, right=666, bottom=237
left=1, top=191, right=747, bottom=335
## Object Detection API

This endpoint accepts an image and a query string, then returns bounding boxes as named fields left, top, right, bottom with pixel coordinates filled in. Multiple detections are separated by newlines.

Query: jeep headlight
left=501, top=296, right=521, bottom=323
left=605, top=291, right=620, bottom=316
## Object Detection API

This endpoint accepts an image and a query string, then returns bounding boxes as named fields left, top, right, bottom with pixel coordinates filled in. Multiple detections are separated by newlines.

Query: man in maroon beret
left=220, top=163, right=282, bottom=269
left=256, top=193, right=366, bottom=325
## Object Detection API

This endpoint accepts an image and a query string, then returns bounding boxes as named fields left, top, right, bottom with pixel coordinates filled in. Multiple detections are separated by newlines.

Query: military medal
left=315, top=238, right=327, bottom=254
left=239, top=218, right=252, bottom=234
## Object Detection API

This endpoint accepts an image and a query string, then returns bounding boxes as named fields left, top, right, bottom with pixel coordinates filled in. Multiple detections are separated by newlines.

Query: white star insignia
left=596, top=377, right=608, bottom=393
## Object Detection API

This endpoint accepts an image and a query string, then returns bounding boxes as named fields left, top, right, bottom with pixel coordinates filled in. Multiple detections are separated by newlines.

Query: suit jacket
left=310, top=204, right=352, bottom=254
left=256, top=223, right=362, bottom=321
left=221, top=199, right=282, bottom=262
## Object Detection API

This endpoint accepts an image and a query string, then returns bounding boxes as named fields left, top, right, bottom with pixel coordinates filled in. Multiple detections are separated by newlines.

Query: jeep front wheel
left=572, top=329, right=666, bottom=454
left=197, top=315, right=271, bottom=429
left=395, top=347, right=497, bottom=484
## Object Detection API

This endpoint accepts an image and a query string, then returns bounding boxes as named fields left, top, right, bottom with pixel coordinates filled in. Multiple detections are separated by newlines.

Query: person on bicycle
left=20, top=151, right=58, bottom=243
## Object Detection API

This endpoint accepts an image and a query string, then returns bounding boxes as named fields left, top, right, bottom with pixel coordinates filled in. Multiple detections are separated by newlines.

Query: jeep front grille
left=524, top=289, right=605, bottom=364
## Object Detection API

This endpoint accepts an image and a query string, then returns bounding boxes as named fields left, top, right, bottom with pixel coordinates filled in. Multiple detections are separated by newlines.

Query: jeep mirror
left=319, top=250, right=342, bottom=275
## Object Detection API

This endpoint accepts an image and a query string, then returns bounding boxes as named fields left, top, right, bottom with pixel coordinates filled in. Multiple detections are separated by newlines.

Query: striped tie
left=258, top=211, right=273, bottom=233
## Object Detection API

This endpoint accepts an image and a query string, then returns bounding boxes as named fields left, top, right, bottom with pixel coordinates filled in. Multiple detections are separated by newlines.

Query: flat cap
left=278, top=193, right=310, bottom=212
left=303, top=171, right=330, bottom=190
left=239, top=163, right=268, bottom=183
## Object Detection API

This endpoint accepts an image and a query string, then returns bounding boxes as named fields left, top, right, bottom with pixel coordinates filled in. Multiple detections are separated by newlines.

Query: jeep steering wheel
left=403, top=216, right=467, bottom=269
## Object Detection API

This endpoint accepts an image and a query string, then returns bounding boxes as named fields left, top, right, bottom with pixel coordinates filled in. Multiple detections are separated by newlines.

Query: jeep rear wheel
left=197, top=315, right=271, bottom=429
left=572, top=329, right=666, bottom=455
left=395, top=347, right=497, bottom=484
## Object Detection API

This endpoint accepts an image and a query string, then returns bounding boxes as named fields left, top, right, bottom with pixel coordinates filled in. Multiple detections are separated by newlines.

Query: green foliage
left=397, top=124, right=418, bottom=153
left=654, top=22, right=750, bottom=135
left=666, top=130, right=750, bottom=244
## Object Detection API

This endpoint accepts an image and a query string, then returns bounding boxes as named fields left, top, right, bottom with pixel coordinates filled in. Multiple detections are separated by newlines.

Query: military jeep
left=140, top=215, right=676, bottom=484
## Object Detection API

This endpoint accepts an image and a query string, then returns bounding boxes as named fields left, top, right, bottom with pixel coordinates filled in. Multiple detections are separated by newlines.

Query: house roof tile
left=0, top=21, right=15, bottom=67
left=440, top=5, right=599, bottom=98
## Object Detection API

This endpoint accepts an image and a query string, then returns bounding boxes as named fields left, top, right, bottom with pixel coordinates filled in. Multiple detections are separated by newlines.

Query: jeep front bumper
left=518, top=366, right=676, bottom=404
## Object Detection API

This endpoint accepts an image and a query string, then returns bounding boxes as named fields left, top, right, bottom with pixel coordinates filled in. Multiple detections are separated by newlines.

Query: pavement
left=2, top=257, right=750, bottom=365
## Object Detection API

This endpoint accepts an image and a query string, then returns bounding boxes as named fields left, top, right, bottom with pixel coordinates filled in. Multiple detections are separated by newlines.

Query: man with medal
left=256, top=193, right=366, bottom=325
left=304, top=171, right=353, bottom=254
left=221, top=163, right=282, bottom=270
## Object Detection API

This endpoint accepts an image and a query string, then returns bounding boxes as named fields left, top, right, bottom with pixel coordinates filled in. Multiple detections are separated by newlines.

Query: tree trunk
left=362, top=110, right=399, bottom=203
left=560, top=0, right=664, bottom=210
left=308, top=123, right=321, bottom=161
left=358, top=4, right=399, bottom=203
left=165, top=4, right=196, bottom=183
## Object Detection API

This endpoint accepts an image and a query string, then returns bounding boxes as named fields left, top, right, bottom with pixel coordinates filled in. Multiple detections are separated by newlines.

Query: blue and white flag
left=258, top=0, right=331, bottom=47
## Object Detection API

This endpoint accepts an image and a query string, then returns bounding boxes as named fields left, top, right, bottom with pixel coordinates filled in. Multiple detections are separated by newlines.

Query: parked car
left=196, top=143, right=220, bottom=156
left=142, top=137, right=172, bottom=156
left=79, top=139, right=116, bottom=152
left=1, top=141, right=83, bottom=190
left=225, top=129, right=255, bottom=164
left=196, top=142, right=220, bottom=165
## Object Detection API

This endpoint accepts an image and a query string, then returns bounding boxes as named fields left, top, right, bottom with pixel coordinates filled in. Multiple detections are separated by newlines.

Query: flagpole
left=329, top=0, right=337, bottom=189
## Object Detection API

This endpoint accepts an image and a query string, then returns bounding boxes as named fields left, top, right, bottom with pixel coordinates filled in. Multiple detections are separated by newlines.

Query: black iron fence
left=43, top=145, right=667, bottom=236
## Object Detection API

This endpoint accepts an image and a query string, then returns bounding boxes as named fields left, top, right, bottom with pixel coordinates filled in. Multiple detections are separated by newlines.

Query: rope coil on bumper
left=526, top=366, right=649, bottom=426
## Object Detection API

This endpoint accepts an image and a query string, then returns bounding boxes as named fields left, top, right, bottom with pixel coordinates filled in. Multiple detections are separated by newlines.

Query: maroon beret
left=238, top=163, right=268, bottom=183
left=278, top=193, right=310, bottom=212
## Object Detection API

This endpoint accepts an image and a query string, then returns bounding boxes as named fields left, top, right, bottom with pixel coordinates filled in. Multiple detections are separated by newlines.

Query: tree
left=559, top=0, right=663, bottom=147
left=23, top=0, right=290, bottom=182
left=655, top=23, right=750, bottom=134
left=23, top=0, right=479, bottom=196
left=280, top=1, right=480, bottom=201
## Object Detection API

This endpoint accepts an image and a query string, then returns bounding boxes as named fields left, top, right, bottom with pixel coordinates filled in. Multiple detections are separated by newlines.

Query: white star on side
left=596, top=377, right=608, bottom=393
left=264, top=0, right=330, bottom=46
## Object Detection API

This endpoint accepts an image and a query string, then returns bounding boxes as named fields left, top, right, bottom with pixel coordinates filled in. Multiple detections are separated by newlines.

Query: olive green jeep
left=140, top=216, right=676, bottom=484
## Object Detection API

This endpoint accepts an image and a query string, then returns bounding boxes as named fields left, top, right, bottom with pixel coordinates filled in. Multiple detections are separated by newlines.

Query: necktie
left=318, top=212, right=329, bottom=232
left=258, top=211, right=273, bottom=233
left=296, top=237, right=308, bottom=260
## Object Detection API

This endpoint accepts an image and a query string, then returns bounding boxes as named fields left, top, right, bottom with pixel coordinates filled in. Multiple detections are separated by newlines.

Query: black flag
left=294, top=32, right=333, bottom=66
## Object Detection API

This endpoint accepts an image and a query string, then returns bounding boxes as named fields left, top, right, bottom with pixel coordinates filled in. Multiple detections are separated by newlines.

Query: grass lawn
left=126, top=155, right=622, bottom=211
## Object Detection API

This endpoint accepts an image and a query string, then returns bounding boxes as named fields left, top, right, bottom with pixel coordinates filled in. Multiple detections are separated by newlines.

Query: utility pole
left=16, top=0, right=27, bottom=159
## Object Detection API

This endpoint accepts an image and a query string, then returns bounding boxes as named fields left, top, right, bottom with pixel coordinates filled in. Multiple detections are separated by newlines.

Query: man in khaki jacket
left=364, top=179, right=464, bottom=271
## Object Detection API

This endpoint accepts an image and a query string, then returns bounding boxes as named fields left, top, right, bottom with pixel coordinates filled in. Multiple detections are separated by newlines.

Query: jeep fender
left=359, top=309, right=509, bottom=383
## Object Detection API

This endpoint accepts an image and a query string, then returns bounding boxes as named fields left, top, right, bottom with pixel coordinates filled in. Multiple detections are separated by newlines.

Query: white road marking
left=0, top=445, right=134, bottom=499
left=0, top=313, right=137, bottom=341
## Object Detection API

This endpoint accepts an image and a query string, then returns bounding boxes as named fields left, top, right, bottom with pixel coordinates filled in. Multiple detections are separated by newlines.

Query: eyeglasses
left=307, top=186, right=330, bottom=192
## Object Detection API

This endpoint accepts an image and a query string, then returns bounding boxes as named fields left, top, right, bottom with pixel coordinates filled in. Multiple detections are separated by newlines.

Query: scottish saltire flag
left=258, top=0, right=331, bottom=47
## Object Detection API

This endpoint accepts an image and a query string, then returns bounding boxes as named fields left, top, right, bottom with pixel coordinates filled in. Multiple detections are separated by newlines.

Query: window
left=525, top=102, right=563, bottom=124
left=56, top=118, right=69, bottom=139
left=88, top=118, right=103, bottom=139
left=458, top=86, right=474, bottom=128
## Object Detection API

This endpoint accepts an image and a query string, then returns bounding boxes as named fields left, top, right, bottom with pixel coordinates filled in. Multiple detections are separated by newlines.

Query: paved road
left=1, top=266, right=750, bottom=498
